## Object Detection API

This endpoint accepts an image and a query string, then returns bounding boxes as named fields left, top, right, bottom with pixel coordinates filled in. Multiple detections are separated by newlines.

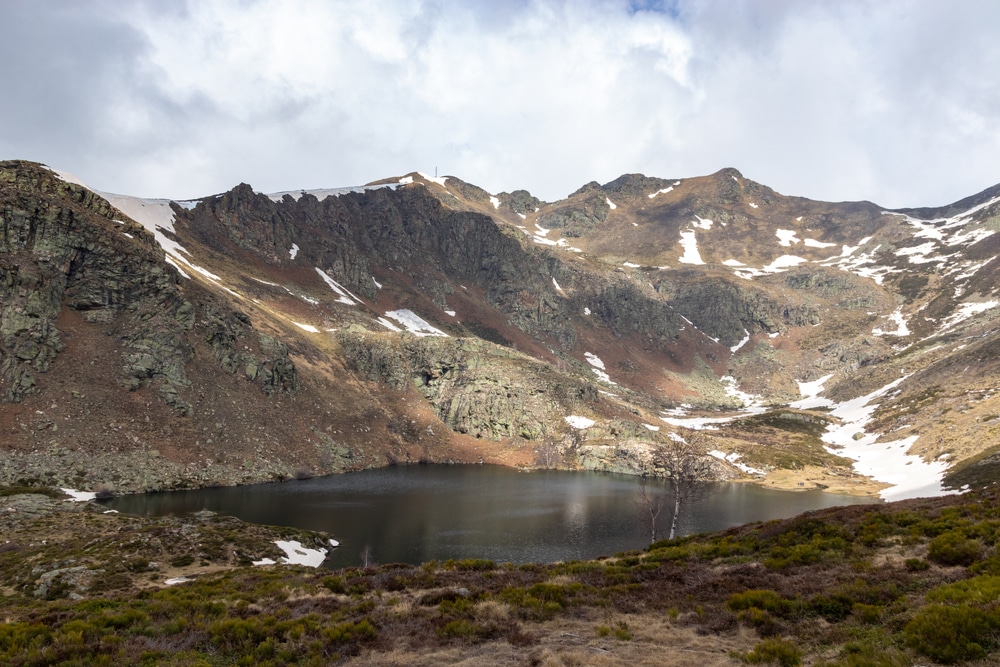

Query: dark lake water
left=104, top=465, right=880, bottom=569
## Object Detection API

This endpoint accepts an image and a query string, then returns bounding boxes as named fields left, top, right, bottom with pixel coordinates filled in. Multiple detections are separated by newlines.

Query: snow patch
left=289, top=243, right=299, bottom=260
left=648, top=186, right=673, bottom=199
left=775, top=229, right=800, bottom=246
left=376, top=317, right=403, bottom=332
left=584, top=352, right=616, bottom=384
left=762, top=255, right=808, bottom=273
left=565, top=415, right=595, bottom=429
left=821, top=376, right=955, bottom=501
left=294, top=322, right=319, bottom=333
left=872, top=309, right=911, bottom=337
left=552, top=278, right=564, bottom=292
left=643, top=423, right=660, bottom=431
left=275, top=540, right=328, bottom=567
left=938, top=300, right=999, bottom=333
left=385, top=309, right=448, bottom=337
left=730, top=330, right=750, bottom=353
left=315, top=268, right=363, bottom=305
left=489, top=195, right=500, bottom=209
left=803, top=238, right=836, bottom=248
left=164, top=577, right=193, bottom=585
left=709, top=451, right=765, bottom=476
left=605, top=197, right=617, bottom=210
left=678, top=230, right=705, bottom=265
left=790, top=374, right=834, bottom=409
left=60, top=488, right=96, bottom=502
left=622, top=262, right=641, bottom=268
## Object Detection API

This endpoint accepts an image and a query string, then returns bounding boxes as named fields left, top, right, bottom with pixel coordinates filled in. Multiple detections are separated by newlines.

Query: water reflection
left=105, top=465, right=879, bottom=568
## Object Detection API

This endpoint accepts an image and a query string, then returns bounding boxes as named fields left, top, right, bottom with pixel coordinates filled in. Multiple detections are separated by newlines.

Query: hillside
left=2, top=160, right=1000, bottom=499
left=5, top=484, right=1000, bottom=665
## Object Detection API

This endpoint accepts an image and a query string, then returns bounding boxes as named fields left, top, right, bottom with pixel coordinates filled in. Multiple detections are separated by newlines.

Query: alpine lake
left=103, top=465, right=880, bottom=569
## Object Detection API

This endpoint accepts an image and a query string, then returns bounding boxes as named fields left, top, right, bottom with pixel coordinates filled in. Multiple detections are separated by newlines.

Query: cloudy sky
left=2, top=0, right=999, bottom=207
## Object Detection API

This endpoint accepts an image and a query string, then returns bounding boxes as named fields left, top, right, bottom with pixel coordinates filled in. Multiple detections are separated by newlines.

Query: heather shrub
left=926, top=574, right=1000, bottom=605
left=727, top=589, right=793, bottom=617
left=739, top=637, right=802, bottom=666
left=810, top=594, right=854, bottom=622
left=904, top=604, right=997, bottom=663
left=927, top=529, right=981, bottom=567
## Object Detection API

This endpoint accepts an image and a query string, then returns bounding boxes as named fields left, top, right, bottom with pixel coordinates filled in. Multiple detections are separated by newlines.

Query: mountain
left=1, top=159, right=999, bottom=500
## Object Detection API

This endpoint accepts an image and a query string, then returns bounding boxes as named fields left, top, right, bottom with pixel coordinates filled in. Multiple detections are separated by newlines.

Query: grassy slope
left=5, top=487, right=1000, bottom=665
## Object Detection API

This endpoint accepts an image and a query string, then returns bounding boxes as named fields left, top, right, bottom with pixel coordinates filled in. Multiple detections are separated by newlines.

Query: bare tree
left=535, top=440, right=562, bottom=469
left=636, top=470, right=666, bottom=544
left=637, top=435, right=715, bottom=542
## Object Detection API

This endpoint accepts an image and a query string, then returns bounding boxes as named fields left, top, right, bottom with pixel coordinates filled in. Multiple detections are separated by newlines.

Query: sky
left=2, top=0, right=999, bottom=207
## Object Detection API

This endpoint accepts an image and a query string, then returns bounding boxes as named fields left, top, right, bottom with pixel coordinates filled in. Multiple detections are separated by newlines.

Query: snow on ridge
left=417, top=171, right=449, bottom=187
left=51, top=168, right=89, bottom=188
left=267, top=183, right=396, bottom=203
left=99, top=192, right=229, bottom=284
left=385, top=309, right=448, bottom=337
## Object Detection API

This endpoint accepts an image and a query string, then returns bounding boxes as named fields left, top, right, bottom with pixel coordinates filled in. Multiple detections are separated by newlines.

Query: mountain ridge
left=2, top=159, right=1000, bottom=500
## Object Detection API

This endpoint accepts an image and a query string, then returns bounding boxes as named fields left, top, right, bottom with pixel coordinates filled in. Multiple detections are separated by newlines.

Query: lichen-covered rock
left=339, top=332, right=598, bottom=442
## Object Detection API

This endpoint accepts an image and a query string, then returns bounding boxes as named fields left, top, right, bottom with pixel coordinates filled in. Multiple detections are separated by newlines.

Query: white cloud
left=1, top=0, right=998, bottom=208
